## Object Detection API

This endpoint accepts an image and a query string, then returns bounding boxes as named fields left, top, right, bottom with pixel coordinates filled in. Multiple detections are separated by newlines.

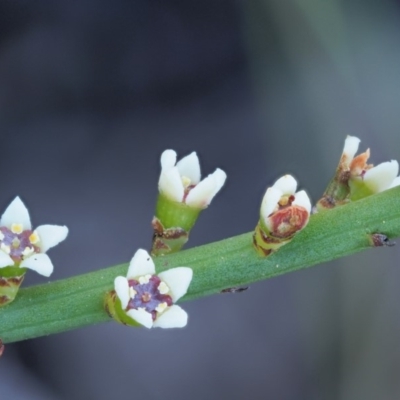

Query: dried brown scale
left=0, top=278, right=11, bottom=287
left=370, top=233, right=396, bottom=247
left=268, top=206, right=308, bottom=239
left=0, top=295, right=10, bottom=305
left=9, top=276, right=23, bottom=285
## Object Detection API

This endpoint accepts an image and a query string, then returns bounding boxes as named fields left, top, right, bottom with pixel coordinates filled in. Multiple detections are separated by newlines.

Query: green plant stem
left=1, top=187, right=400, bottom=343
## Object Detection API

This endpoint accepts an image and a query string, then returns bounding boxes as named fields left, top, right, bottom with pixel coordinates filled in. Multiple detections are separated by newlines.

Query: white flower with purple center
left=0, top=197, right=68, bottom=277
left=114, top=249, right=193, bottom=329
left=158, top=150, right=227, bottom=209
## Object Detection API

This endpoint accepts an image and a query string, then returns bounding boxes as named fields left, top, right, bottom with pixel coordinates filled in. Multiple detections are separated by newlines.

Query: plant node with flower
left=152, top=150, right=226, bottom=256
left=253, top=175, right=311, bottom=256
left=105, top=249, right=193, bottom=329
left=0, top=197, right=68, bottom=306
left=316, top=136, right=400, bottom=211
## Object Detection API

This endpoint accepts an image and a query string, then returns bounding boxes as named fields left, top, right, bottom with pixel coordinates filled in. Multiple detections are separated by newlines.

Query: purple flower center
left=127, top=275, right=173, bottom=321
left=0, top=227, right=40, bottom=262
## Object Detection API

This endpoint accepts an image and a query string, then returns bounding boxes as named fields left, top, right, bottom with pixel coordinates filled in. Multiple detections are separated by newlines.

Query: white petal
left=389, top=176, right=400, bottom=189
left=158, top=167, right=184, bottom=202
left=0, top=251, right=14, bottom=268
left=260, top=186, right=282, bottom=219
left=364, top=160, right=399, bottom=193
left=158, top=267, right=193, bottom=302
left=176, top=152, right=201, bottom=185
left=185, top=169, right=226, bottom=208
left=210, top=168, right=227, bottom=198
left=126, top=308, right=153, bottom=329
left=127, top=249, right=155, bottom=279
left=292, top=190, right=312, bottom=213
left=343, top=136, right=361, bottom=161
left=20, top=253, right=54, bottom=277
left=114, top=276, right=130, bottom=309
left=160, top=149, right=177, bottom=170
left=35, top=225, right=68, bottom=253
left=0, top=197, right=32, bottom=230
left=273, top=175, right=297, bottom=195
left=153, top=305, right=188, bottom=328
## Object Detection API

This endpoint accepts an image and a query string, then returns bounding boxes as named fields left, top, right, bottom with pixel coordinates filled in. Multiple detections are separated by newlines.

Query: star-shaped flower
left=158, top=150, right=226, bottom=209
left=0, top=197, right=68, bottom=277
left=114, top=249, right=193, bottom=329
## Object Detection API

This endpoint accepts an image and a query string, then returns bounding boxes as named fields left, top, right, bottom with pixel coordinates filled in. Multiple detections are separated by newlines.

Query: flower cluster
left=108, top=249, right=193, bottom=329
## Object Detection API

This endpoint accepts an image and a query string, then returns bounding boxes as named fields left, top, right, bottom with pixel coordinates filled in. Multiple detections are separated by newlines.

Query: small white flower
left=158, top=149, right=227, bottom=209
left=114, top=249, right=193, bottom=329
left=342, top=136, right=399, bottom=193
left=0, top=197, right=68, bottom=277
left=260, top=175, right=311, bottom=237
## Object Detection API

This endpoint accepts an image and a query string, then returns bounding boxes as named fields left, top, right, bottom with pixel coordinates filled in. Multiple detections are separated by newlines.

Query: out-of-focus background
left=1, top=1, right=400, bottom=399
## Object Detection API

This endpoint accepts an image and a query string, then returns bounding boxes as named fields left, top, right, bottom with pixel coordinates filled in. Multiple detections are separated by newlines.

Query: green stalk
left=1, top=187, right=400, bottom=343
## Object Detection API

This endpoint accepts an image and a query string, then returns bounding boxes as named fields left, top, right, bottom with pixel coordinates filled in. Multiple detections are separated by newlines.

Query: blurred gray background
left=1, top=1, right=400, bottom=399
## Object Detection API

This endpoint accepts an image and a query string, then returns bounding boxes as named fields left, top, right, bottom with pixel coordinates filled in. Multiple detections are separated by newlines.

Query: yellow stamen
left=129, top=287, right=137, bottom=298
left=138, top=274, right=151, bottom=284
left=29, top=231, right=40, bottom=244
left=11, top=223, right=23, bottom=234
left=22, top=247, right=34, bottom=257
left=181, top=176, right=191, bottom=188
left=158, top=281, right=170, bottom=294
left=1, top=243, right=10, bottom=254
left=156, top=302, right=168, bottom=313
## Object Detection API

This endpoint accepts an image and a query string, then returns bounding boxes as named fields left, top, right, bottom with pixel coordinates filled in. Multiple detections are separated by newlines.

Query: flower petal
left=20, top=253, right=54, bottom=277
left=176, top=152, right=201, bottom=185
left=389, top=176, right=400, bottom=189
left=35, top=225, right=69, bottom=253
left=364, top=160, right=399, bottom=193
left=260, top=186, right=282, bottom=219
left=292, top=190, right=312, bottom=213
left=0, top=251, right=14, bottom=268
left=126, top=249, right=155, bottom=279
left=160, top=149, right=177, bottom=170
left=185, top=169, right=226, bottom=208
left=158, top=167, right=184, bottom=202
left=153, top=305, right=188, bottom=328
left=114, top=276, right=130, bottom=309
left=0, top=197, right=32, bottom=230
left=343, top=136, right=361, bottom=161
left=158, top=267, right=193, bottom=302
left=126, top=308, right=153, bottom=329
left=273, top=175, right=297, bottom=195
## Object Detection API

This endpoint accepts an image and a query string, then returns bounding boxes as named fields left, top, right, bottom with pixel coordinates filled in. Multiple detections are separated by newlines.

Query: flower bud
left=254, top=175, right=311, bottom=256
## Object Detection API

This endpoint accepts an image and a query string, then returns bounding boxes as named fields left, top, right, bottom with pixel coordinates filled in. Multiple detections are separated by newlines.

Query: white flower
left=0, top=197, right=68, bottom=277
left=260, top=175, right=311, bottom=237
left=342, top=136, right=400, bottom=193
left=158, top=150, right=227, bottom=209
left=114, top=249, right=193, bottom=329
